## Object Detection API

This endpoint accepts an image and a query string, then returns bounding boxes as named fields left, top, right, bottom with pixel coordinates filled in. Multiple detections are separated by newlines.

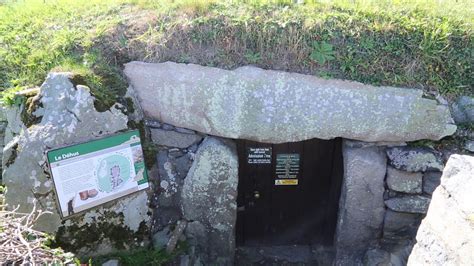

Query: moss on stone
left=4, top=143, right=18, bottom=167
left=53, top=211, right=149, bottom=253
left=20, top=92, right=42, bottom=128
left=69, top=72, right=125, bottom=113
left=124, top=97, right=135, bottom=114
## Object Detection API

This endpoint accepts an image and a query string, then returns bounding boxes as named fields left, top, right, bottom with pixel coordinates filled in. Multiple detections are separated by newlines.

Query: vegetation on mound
left=0, top=0, right=474, bottom=103
left=0, top=0, right=472, bottom=107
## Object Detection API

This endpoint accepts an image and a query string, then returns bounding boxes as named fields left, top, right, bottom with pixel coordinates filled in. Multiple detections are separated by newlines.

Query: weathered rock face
left=385, top=195, right=430, bottom=214
left=2, top=73, right=150, bottom=255
left=150, top=128, right=202, bottom=148
left=383, top=210, right=422, bottom=240
left=387, top=146, right=444, bottom=172
left=386, top=166, right=422, bottom=194
left=422, top=171, right=442, bottom=195
left=335, top=141, right=386, bottom=264
left=451, top=96, right=474, bottom=124
left=124, top=61, right=456, bottom=144
left=181, top=137, right=238, bottom=265
left=408, top=155, right=474, bottom=265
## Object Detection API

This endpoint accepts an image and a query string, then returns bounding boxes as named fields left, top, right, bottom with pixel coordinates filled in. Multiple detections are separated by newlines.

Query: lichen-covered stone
left=125, top=61, right=456, bottom=143
left=181, top=137, right=238, bottom=265
left=408, top=155, right=474, bottom=266
left=2, top=72, right=150, bottom=255
left=451, top=96, right=474, bottom=124
left=386, top=166, right=422, bottom=194
left=385, top=195, right=430, bottom=214
left=387, top=146, right=444, bottom=172
left=335, top=141, right=386, bottom=264
left=150, top=128, right=202, bottom=148
left=465, top=140, right=474, bottom=153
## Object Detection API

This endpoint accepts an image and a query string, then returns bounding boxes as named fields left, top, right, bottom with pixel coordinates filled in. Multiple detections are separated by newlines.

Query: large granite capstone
left=124, top=61, right=456, bottom=143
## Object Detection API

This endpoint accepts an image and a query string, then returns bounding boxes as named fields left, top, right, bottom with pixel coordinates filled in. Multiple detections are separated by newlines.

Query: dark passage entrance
left=236, top=138, right=343, bottom=246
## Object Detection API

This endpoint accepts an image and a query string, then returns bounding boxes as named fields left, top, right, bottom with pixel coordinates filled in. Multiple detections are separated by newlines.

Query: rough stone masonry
left=1, top=61, right=466, bottom=265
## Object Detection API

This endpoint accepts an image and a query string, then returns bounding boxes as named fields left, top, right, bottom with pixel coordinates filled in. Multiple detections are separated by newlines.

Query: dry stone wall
left=336, top=142, right=448, bottom=265
left=145, top=119, right=238, bottom=265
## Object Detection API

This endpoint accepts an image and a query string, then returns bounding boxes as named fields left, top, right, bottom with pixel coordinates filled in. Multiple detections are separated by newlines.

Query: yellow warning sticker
left=275, top=179, right=298, bottom=185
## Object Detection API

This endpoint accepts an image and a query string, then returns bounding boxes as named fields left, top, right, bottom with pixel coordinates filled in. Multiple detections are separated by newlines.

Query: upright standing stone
left=335, top=141, right=387, bottom=265
left=181, top=137, right=238, bottom=265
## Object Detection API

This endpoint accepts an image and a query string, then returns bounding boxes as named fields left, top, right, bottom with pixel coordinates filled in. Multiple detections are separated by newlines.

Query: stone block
left=451, top=96, right=474, bottom=124
left=422, top=171, right=442, bottom=195
left=386, top=166, right=422, bottom=194
left=387, top=146, right=444, bottom=172
left=151, top=128, right=202, bottom=148
left=385, top=195, right=430, bottom=214
left=152, top=227, right=171, bottom=250
left=464, top=140, right=474, bottom=153
left=335, top=142, right=386, bottom=264
left=383, top=210, right=422, bottom=239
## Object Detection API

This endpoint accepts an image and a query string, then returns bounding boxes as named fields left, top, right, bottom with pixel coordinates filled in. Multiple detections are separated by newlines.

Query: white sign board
left=47, top=130, right=149, bottom=218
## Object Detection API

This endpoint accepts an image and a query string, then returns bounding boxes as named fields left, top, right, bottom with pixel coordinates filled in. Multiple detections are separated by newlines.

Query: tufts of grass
left=85, top=243, right=187, bottom=266
left=0, top=0, right=128, bottom=109
left=0, top=0, right=472, bottom=109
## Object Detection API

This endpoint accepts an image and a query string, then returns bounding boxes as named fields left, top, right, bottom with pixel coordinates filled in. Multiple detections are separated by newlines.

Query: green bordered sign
left=47, top=130, right=149, bottom=218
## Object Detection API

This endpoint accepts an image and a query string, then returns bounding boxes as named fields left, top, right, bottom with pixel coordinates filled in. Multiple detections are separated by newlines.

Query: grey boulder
left=124, top=61, right=456, bottom=143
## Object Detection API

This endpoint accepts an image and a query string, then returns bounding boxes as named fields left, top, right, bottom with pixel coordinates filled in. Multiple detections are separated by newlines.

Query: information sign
left=247, top=147, right=272, bottom=164
left=47, top=130, right=149, bottom=218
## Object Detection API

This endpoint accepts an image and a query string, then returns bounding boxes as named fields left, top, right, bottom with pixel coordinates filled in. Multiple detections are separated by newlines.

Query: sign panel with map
left=47, top=130, right=149, bottom=218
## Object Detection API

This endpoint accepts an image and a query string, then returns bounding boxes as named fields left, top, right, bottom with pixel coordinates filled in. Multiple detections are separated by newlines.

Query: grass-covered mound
left=0, top=0, right=472, bottom=108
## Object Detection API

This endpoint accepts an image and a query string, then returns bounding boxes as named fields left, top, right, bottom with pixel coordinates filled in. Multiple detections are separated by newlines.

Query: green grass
left=0, top=0, right=472, bottom=108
